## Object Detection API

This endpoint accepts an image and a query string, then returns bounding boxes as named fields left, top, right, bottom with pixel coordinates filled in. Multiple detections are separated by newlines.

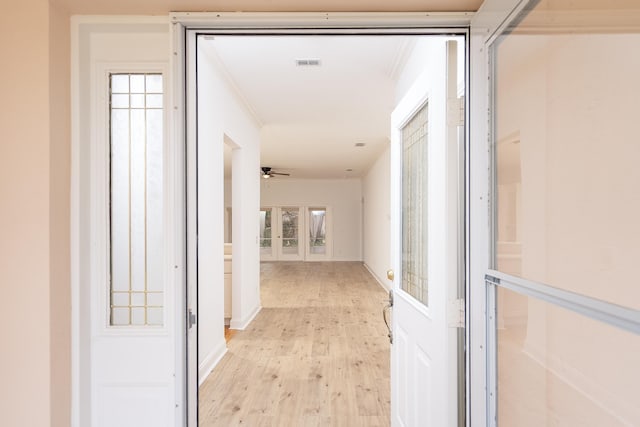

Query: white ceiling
left=206, top=35, right=414, bottom=179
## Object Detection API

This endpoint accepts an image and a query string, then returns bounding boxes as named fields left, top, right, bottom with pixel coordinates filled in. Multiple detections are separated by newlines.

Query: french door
left=261, top=206, right=330, bottom=261
left=260, top=207, right=304, bottom=260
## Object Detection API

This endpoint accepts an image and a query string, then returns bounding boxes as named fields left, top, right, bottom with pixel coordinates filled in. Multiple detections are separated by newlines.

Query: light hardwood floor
left=199, top=261, right=391, bottom=426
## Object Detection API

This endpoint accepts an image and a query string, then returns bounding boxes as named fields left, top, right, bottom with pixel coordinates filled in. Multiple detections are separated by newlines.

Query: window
left=401, top=103, right=429, bottom=306
left=308, top=208, right=326, bottom=255
left=109, top=73, right=164, bottom=326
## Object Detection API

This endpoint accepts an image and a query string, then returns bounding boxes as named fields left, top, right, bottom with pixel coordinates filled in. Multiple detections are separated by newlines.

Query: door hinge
left=188, top=309, right=197, bottom=329
left=447, top=96, right=465, bottom=127
left=448, top=298, right=465, bottom=328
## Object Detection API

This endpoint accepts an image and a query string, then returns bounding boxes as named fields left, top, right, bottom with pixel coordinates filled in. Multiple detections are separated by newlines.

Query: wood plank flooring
left=199, top=261, right=391, bottom=426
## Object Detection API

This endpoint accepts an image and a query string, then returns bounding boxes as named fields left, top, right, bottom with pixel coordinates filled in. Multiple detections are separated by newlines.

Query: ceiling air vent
left=295, top=58, right=321, bottom=67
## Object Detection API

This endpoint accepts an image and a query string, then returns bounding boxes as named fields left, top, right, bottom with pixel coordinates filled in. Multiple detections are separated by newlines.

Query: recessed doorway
left=185, top=28, right=467, bottom=426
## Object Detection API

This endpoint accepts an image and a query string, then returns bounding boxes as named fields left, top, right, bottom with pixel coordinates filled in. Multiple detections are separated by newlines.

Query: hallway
left=199, top=262, right=391, bottom=426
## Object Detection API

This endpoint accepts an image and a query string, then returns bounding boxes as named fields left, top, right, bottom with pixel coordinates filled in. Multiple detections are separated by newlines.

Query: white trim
left=229, top=304, right=262, bottom=330
left=198, top=342, right=227, bottom=386
left=364, top=262, right=391, bottom=292
left=467, top=30, right=491, bottom=427
left=466, top=2, right=529, bottom=424
left=171, top=11, right=474, bottom=29
left=169, top=20, right=187, bottom=427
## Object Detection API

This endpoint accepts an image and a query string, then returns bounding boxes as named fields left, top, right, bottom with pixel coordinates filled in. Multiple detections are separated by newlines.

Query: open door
left=389, top=38, right=463, bottom=426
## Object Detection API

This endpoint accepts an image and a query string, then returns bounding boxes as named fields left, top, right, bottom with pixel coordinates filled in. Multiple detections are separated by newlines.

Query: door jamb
left=171, top=12, right=474, bottom=427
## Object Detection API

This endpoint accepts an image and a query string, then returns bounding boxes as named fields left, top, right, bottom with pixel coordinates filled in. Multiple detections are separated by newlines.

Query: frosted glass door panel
left=109, top=73, right=164, bottom=326
left=493, top=1, right=640, bottom=309
left=401, top=103, right=429, bottom=306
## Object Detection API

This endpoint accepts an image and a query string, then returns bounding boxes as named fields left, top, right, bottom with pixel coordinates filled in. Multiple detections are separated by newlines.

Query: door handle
left=383, top=289, right=393, bottom=344
left=387, top=269, right=394, bottom=281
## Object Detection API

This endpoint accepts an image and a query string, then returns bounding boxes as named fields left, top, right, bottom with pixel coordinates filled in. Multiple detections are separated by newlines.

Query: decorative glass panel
left=281, top=208, right=299, bottom=255
left=259, top=208, right=272, bottom=256
left=109, top=73, right=164, bottom=326
left=401, top=103, right=429, bottom=306
left=309, top=208, right=326, bottom=255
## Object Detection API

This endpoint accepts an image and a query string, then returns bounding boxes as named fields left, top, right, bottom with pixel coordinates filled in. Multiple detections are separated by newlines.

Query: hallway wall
left=197, top=42, right=261, bottom=381
left=362, top=145, right=391, bottom=290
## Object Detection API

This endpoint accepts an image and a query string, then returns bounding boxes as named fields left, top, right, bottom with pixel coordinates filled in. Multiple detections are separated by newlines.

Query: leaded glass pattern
left=109, top=73, right=164, bottom=326
left=401, top=103, right=429, bottom=306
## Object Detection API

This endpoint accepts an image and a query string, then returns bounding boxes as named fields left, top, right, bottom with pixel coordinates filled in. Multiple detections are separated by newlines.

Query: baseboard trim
left=198, top=340, right=227, bottom=386
left=229, top=304, right=262, bottom=330
left=364, top=262, right=391, bottom=292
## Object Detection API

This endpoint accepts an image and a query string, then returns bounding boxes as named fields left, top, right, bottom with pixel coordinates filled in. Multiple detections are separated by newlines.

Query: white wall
left=224, top=178, right=232, bottom=243
left=197, top=42, right=261, bottom=382
left=261, top=178, right=362, bottom=261
left=395, top=36, right=465, bottom=104
left=362, top=145, right=391, bottom=290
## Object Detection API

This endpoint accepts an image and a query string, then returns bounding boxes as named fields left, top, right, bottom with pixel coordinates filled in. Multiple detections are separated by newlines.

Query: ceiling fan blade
left=270, top=172, right=290, bottom=176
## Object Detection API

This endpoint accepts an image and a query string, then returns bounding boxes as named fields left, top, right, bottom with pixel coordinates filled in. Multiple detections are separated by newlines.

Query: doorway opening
left=186, top=30, right=468, bottom=426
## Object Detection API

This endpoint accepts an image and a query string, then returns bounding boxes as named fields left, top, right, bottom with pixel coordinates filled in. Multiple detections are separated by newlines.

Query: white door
left=260, top=207, right=305, bottom=261
left=389, top=39, right=463, bottom=426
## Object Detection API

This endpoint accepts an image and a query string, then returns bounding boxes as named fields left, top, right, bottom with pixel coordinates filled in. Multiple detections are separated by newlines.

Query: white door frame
left=468, top=1, right=539, bottom=425
left=171, top=12, right=473, bottom=427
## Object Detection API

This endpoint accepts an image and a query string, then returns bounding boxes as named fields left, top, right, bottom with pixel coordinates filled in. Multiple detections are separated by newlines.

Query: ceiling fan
left=261, top=167, right=290, bottom=179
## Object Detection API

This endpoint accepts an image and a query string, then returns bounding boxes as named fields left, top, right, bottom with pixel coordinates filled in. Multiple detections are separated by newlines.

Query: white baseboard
left=229, top=304, right=262, bottom=330
left=364, top=262, right=390, bottom=292
left=198, top=340, right=227, bottom=386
